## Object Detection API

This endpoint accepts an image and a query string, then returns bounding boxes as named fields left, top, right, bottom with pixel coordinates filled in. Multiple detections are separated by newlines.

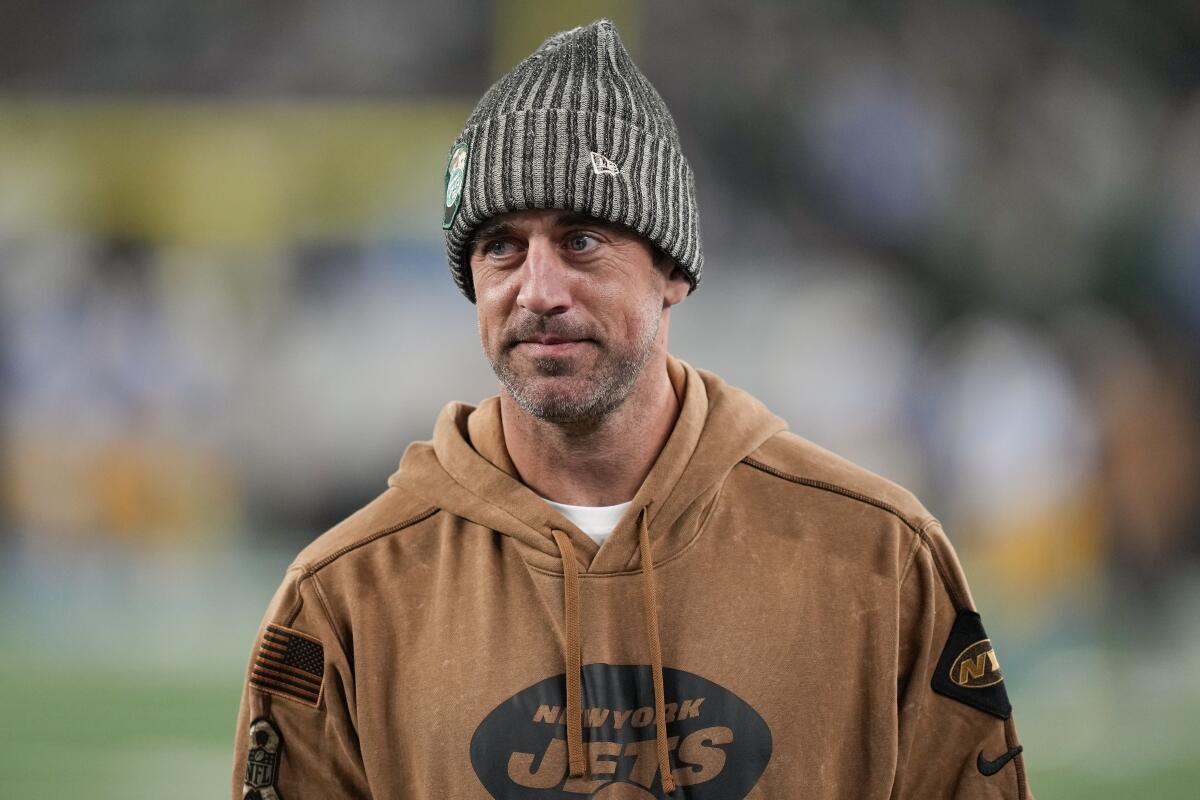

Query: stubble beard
left=488, top=306, right=661, bottom=426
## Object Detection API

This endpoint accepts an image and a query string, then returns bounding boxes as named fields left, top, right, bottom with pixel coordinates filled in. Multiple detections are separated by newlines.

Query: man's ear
left=663, top=263, right=690, bottom=307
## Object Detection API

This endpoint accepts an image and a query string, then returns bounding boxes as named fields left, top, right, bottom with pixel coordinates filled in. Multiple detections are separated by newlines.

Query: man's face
left=469, top=208, right=687, bottom=425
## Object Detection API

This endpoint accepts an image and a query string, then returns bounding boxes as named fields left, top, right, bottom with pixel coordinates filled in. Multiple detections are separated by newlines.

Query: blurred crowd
left=2, top=0, right=1198, bottom=632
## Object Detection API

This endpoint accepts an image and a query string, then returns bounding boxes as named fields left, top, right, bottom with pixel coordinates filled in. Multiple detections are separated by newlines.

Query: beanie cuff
left=444, top=108, right=702, bottom=303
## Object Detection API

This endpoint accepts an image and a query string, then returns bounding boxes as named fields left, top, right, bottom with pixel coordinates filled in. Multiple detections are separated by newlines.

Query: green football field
left=0, top=667, right=236, bottom=796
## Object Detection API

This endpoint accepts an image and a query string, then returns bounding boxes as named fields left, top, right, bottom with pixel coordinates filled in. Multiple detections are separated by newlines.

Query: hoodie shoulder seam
left=302, top=506, right=441, bottom=574
left=740, top=456, right=965, bottom=607
left=741, top=455, right=926, bottom=532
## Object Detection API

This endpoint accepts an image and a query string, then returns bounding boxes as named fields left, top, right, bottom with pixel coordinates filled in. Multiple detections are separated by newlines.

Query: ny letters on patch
left=244, top=717, right=283, bottom=800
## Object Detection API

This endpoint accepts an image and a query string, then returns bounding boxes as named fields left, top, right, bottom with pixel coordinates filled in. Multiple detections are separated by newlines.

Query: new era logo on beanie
left=590, top=151, right=620, bottom=176
left=441, top=18, right=703, bottom=304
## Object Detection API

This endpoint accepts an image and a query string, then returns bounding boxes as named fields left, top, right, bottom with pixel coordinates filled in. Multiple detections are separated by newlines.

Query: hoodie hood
left=387, top=353, right=786, bottom=790
left=388, top=354, right=787, bottom=575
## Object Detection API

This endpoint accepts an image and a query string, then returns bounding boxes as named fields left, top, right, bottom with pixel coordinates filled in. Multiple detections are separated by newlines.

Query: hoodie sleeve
left=231, top=565, right=371, bottom=799
left=891, top=520, right=1032, bottom=800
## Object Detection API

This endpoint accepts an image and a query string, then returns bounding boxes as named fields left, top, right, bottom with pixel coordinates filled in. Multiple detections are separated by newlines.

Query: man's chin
left=501, top=376, right=601, bottom=420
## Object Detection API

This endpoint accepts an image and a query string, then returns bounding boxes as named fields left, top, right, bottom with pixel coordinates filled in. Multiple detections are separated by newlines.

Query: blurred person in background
left=232, top=18, right=1030, bottom=800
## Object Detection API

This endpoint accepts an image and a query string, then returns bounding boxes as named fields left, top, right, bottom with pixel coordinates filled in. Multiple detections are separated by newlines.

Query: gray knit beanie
left=441, top=18, right=702, bottom=304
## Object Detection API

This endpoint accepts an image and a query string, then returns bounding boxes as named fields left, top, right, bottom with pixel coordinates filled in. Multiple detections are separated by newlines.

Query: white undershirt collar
left=538, top=496, right=633, bottom=547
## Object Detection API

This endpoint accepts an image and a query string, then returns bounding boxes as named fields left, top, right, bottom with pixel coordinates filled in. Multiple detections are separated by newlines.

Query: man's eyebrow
left=470, top=221, right=515, bottom=252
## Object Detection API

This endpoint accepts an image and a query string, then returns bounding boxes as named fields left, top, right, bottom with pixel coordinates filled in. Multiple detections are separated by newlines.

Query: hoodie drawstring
left=550, top=504, right=676, bottom=795
left=637, top=504, right=677, bottom=794
left=549, top=528, right=586, bottom=779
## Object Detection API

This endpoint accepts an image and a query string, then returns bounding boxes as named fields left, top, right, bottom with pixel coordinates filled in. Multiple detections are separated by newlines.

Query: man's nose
left=516, top=236, right=572, bottom=316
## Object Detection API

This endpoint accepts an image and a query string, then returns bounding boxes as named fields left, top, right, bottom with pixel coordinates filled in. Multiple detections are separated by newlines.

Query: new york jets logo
left=931, top=610, right=1013, bottom=719
left=950, top=639, right=1003, bottom=688
left=443, top=141, right=470, bottom=230
left=470, top=663, right=772, bottom=798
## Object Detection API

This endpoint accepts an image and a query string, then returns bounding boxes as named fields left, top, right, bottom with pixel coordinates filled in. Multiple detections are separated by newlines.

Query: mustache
left=506, top=323, right=595, bottom=347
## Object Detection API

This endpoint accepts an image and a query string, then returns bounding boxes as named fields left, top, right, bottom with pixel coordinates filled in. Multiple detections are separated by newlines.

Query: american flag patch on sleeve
left=249, top=623, right=325, bottom=707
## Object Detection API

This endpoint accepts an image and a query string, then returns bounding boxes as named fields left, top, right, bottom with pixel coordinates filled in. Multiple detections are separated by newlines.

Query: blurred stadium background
left=2, top=1, right=1199, bottom=796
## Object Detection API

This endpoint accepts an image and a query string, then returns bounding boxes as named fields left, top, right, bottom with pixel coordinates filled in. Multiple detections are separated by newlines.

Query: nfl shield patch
left=244, top=717, right=283, bottom=800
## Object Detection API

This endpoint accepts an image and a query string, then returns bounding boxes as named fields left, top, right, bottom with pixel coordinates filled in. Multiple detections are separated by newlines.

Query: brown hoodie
left=233, top=354, right=1031, bottom=799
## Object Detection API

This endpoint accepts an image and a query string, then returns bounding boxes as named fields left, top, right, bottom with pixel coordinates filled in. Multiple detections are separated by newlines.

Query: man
left=233, top=19, right=1031, bottom=799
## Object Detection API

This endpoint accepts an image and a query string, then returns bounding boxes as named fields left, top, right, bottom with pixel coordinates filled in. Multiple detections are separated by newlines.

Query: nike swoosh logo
left=977, top=746, right=1023, bottom=776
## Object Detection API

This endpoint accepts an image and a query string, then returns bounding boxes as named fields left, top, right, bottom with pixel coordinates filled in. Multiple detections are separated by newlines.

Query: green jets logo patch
left=443, top=141, right=470, bottom=230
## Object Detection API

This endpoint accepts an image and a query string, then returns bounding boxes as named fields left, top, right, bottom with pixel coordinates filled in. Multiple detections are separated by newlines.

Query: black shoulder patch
left=244, top=717, right=283, bottom=799
left=931, top=609, right=1012, bottom=719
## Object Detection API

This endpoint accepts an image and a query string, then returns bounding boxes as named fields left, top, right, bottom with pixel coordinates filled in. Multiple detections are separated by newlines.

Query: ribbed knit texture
left=442, top=18, right=703, bottom=303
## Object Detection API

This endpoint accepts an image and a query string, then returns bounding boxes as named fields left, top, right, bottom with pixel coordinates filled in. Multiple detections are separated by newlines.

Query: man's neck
left=500, top=356, right=680, bottom=507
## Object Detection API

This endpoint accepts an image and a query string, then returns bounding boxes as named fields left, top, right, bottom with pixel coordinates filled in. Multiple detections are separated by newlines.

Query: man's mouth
left=516, top=336, right=591, bottom=355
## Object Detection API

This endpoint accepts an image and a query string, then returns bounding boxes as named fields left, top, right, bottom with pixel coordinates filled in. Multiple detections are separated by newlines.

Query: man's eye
left=566, top=233, right=599, bottom=253
left=485, top=240, right=515, bottom=257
